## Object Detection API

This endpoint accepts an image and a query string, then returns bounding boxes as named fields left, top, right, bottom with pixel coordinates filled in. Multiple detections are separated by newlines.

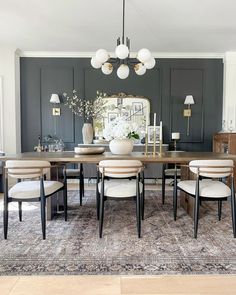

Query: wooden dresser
left=213, top=132, right=236, bottom=187
left=213, top=132, right=236, bottom=154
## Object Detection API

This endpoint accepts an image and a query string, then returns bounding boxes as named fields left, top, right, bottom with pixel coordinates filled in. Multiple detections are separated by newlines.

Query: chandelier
left=90, top=0, right=156, bottom=79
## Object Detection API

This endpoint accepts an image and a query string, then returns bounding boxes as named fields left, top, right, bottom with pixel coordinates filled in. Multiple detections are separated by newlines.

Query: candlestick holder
left=144, top=133, right=148, bottom=155
left=159, top=139, right=163, bottom=155
left=153, top=129, right=156, bottom=156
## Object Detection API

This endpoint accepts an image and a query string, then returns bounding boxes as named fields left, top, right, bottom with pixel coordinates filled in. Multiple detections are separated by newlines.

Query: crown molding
left=20, top=50, right=224, bottom=59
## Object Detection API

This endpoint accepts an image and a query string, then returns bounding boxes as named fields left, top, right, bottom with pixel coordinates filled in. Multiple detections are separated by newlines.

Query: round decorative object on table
left=109, top=139, right=134, bottom=155
left=82, top=123, right=93, bottom=144
left=74, top=147, right=105, bottom=155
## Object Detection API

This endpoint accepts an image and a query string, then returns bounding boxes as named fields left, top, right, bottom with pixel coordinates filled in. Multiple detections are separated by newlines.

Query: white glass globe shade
left=137, top=48, right=151, bottom=63
left=101, top=63, right=113, bottom=75
left=117, top=64, right=130, bottom=79
left=115, top=44, right=129, bottom=59
left=144, top=57, right=156, bottom=69
left=91, top=56, right=102, bottom=69
left=134, top=63, right=146, bottom=76
left=95, top=49, right=109, bottom=64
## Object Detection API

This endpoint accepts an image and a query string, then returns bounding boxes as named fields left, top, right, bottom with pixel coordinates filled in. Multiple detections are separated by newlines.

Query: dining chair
left=4, top=160, right=67, bottom=239
left=162, top=163, right=181, bottom=204
left=173, top=159, right=236, bottom=238
left=66, top=163, right=84, bottom=205
left=96, top=160, right=144, bottom=238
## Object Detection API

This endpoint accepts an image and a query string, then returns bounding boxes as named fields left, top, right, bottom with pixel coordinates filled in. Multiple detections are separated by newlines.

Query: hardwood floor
left=1, top=275, right=236, bottom=295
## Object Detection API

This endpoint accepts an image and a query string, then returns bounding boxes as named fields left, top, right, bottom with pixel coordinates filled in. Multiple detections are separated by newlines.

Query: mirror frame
left=93, top=92, right=150, bottom=140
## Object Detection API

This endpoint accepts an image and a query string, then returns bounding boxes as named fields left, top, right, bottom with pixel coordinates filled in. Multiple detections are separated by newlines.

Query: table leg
left=46, top=164, right=64, bottom=220
left=180, top=166, right=211, bottom=219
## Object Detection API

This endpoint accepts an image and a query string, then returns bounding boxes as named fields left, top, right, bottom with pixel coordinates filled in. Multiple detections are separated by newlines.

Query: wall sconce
left=50, top=94, right=61, bottom=116
left=50, top=94, right=60, bottom=136
left=183, top=95, right=195, bottom=136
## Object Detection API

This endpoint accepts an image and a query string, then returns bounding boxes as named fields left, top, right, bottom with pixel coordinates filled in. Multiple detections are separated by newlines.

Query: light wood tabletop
left=1, top=151, right=236, bottom=164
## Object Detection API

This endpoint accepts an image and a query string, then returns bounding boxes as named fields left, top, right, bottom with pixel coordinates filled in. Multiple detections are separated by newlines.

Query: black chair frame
left=66, top=163, right=84, bottom=206
left=173, top=164, right=236, bottom=238
left=3, top=164, right=67, bottom=240
left=96, top=166, right=145, bottom=238
left=162, top=163, right=181, bottom=205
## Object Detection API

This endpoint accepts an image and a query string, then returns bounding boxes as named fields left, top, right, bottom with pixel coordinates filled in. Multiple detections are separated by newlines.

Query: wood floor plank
left=8, top=276, right=121, bottom=295
left=120, top=275, right=236, bottom=295
left=0, top=277, right=19, bottom=295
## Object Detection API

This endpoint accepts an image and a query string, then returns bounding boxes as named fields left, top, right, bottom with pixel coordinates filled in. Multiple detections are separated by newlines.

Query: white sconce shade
left=115, top=44, right=129, bottom=59
left=102, top=63, right=113, bottom=75
left=117, top=64, right=129, bottom=79
left=95, top=49, right=109, bottom=64
left=91, top=56, right=102, bottom=69
left=50, top=94, right=60, bottom=104
left=137, top=48, right=151, bottom=63
left=144, top=57, right=156, bottom=69
left=171, top=132, right=180, bottom=140
left=134, top=63, right=146, bottom=76
left=184, top=95, right=195, bottom=105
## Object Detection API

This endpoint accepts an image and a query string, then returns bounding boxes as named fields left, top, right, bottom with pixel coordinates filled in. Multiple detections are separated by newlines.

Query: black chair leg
left=173, top=173, right=177, bottom=221
left=162, top=175, right=166, bottom=205
left=40, top=197, right=46, bottom=240
left=194, top=198, right=200, bottom=239
left=99, top=185, right=104, bottom=238
left=82, top=174, right=85, bottom=197
left=79, top=178, right=83, bottom=206
left=18, top=201, right=22, bottom=222
left=80, top=163, right=84, bottom=197
left=96, top=192, right=100, bottom=220
left=136, top=194, right=141, bottom=238
left=4, top=202, right=8, bottom=239
left=218, top=200, right=222, bottom=221
left=162, top=165, right=165, bottom=205
left=230, top=183, right=236, bottom=238
left=141, top=192, right=144, bottom=220
left=63, top=187, right=68, bottom=221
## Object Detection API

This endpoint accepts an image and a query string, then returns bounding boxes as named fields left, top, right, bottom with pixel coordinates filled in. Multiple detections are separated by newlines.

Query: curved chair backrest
left=6, top=160, right=51, bottom=179
left=99, top=160, right=143, bottom=178
left=189, top=159, right=234, bottom=178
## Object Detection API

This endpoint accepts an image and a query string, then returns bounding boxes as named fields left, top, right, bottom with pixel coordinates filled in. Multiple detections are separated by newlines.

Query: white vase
left=82, top=123, right=93, bottom=144
left=109, top=139, right=134, bottom=155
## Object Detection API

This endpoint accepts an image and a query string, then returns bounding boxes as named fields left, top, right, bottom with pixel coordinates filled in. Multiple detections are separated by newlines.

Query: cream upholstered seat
left=97, top=160, right=144, bottom=238
left=98, top=179, right=143, bottom=198
left=178, top=179, right=231, bottom=198
left=9, top=181, right=64, bottom=199
left=4, top=160, right=67, bottom=240
left=174, top=159, right=236, bottom=238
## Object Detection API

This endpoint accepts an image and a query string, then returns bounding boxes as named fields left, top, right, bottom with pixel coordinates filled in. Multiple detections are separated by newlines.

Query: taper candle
left=146, top=112, right=148, bottom=134
left=160, top=121, right=163, bottom=141
left=153, top=113, right=156, bottom=130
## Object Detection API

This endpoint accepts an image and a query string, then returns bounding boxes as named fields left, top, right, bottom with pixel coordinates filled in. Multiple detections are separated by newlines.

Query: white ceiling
left=1, top=0, right=236, bottom=53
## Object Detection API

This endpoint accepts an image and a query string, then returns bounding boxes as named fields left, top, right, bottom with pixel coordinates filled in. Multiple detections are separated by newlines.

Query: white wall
left=0, top=47, right=21, bottom=154
left=223, top=52, right=236, bottom=131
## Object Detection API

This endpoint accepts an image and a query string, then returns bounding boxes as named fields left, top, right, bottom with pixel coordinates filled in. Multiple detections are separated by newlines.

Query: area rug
left=0, top=189, right=236, bottom=275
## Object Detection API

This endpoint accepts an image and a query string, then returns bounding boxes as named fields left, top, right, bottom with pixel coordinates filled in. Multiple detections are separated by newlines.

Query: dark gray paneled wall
left=20, top=58, right=223, bottom=152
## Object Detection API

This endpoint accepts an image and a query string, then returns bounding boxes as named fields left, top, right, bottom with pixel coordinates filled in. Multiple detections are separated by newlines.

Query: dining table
left=1, top=151, right=236, bottom=219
